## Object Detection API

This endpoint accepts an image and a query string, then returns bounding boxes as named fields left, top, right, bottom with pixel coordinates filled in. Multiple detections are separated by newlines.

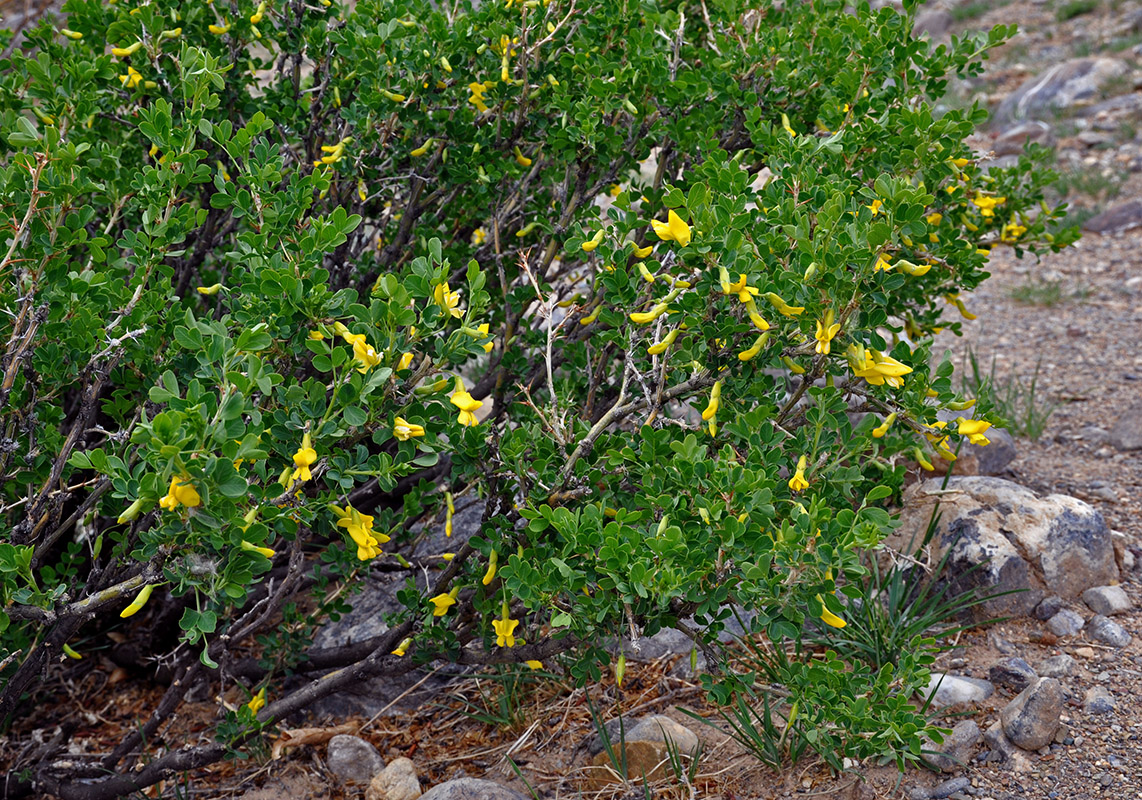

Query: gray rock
left=996, top=58, right=1128, bottom=122
left=1086, top=614, right=1132, bottom=647
left=1000, top=678, right=1064, bottom=750
left=367, top=757, right=422, bottom=800
left=1083, top=686, right=1117, bottom=715
left=1037, top=655, right=1076, bottom=678
left=930, top=777, right=971, bottom=799
left=923, top=673, right=995, bottom=708
left=989, top=657, right=1039, bottom=692
left=973, top=428, right=1018, bottom=475
left=625, top=715, right=700, bottom=755
left=419, top=779, right=529, bottom=800
left=1084, top=199, right=1142, bottom=235
left=992, top=121, right=1054, bottom=157
left=1108, top=401, right=1142, bottom=450
left=891, top=478, right=1119, bottom=620
left=983, top=720, right=1020, bottom=762
left=327, top=735, right=386, bottom=785
left=1047, top=609, right=1085, bottom=637
left=922, top=720, right=981, bottom=773
left=1082, top=585, right=1132, bottom=616
left=1034, top=596, right=1065, bottom=620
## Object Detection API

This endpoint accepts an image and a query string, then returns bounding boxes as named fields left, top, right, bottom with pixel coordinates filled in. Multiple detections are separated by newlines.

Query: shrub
left=0, top=0, right=1074, bottom=793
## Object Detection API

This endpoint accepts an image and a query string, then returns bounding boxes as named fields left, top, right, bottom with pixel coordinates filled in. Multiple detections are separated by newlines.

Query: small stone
left=1075, top=646, right=1096, bottom=659
left=1083, top=686, right=1116, bottom=715
left=1037, top=655, right=1076, bottom=678
left=366, top=757, right=421, bottom=800
left=1082, top=585, right=1132, bottom=616
left=988, top=657, right=1038, bottom=692
left=922, top=720, right=981, bottom=773
left=923, top=674, right=995, bottom=708
left=908, top=788, right=930, bottom=800
left=1046, top=609, right=1085, bottom=637
left=1086, top=615, right=1132, bottom=648
left=983, top=720, right=1020, bottom=762
left=1108, top=400, right=1142, bottom=450
left=1054, top=725, right=1070, bottom=744
left=624, top=715, right=700, bottom=755
left=327, top=735, right=386, bottom=786
left=419, top=780, right=528, bottom=800
left=930, top=777, right=971, bottom=799
left=1000, top=678, right=1064, bottom=751
left=1034, top=596, right=1065, bottom=621
left=1100, top=774, right=1114, bottom=788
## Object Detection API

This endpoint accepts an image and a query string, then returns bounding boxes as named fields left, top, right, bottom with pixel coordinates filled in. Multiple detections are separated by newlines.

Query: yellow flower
left=956, top=417, right=992, bottom=446
left=397, top=351, right=414, bottom=371
left=119, top=66, right=143, bottom=88
left=332, top=503, right=390, bottom=561
left=647, top=328, right=680, bottom=356
left=818, top=598, right=847, bottom=629
left=394, top=417, right=426, bottom=441
left=111, top=41, right=142, bottom=57
left=650, top=209, right=691, bottom=247
left=120, top=583, right=156, bottom=618
left=971, top=193, right=1005, bottom=218
left=391, top=637, right=412, bottom=657
left=196, top=283, right=223, bottom=296
left=430, top=591, right=458, bottom=617
left=814, top=309, right=840, bottom=355
left=871, top=412, right=896, bottom=438
left=493, top=616, right=519, bottom=647
left=581, top=229, right=605, bottom=252
left=513, top=146, right=532, bottom=167
left=914, top=447, right=935, bottom=471
left=468, top=81, right=491, bottom=112
left=525, top=660, right=543, bottom=670
left=434, top=281, right=464, bottom=318
left=291, top=432, right=317, bottom=482
left=925, top=212, right=943, bottom=226
left=873, top=254, right=893, bottom=272
left=781, top=112, right=797, bottom=137
left=159, top=475, right=201, bottom=511
left=239, top=540, right=276, bottom=559
left=247, top=687, right=266, bottom=713
left=60, top=28, right=83, bottom=40
left=849, top=345, right=912, bottom=388
left=1001, top=222, right=1027, bottom=243
left=629, top=303, right=669, bottom=325
left=788, top=455, right=809, bottom=492
left=744, top=298, right=770, bottom=331
left=471, top=227, right=488, bottom=246
left=351, top=335, right=383, bottom=374
left=630, top=242, right=654, bottom=258
left=738, top=332, right=769, bottom=361
left=867, top=198, right=883, bottom=216
left=309, top=330, right=324, bottom=340
left=208, top=21, right=231, bottom=35
left=944, top=293, right=977, bottom=320
left=382, top=89, right=407, bottom=103
left=701, top=380, right=722, bottom=422
left=451, top=387, right=484, bottom=427
left=482, top=549, right=498, bottom=585
left=763, top=292, right=804, bottom=317
left=724, top=274, right=759, bottom=303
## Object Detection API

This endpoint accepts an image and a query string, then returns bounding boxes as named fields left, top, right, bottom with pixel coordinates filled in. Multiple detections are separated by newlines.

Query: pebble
left=922, top=720, right=981, bottom=773
left=1082, top=585, right=1133, bottom=616
left=419, top=780, right=529, bottom=800
left=326, top=735, right=386, bottom=786
left=1046, top=609, right=1085, bottom=637
left=931, top=777, right=971, bottom=799
left=1075, top=646, right=1096, bottom=659
left=1086, top=615, right=1132, bottom=647
left=1083, top=686, right=1117, bottom=714
left=1034, top=596, right=1065, bottom=620
left=366, top=757, right=421, bottom=800
left=1038, top=654, right=1076, bottom=678
left=989, top=657, right=1038, bottom=692
left=924, top=674, right=995, bottom=708
left=1001, top=678, right=1064, bottom=750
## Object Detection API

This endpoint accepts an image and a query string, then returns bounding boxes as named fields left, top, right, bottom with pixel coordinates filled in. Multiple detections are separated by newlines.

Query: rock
left=923, top=674, right=995, bottom=708
left=1086, top=614, right=1132, bottom=647
left=587, top=740, right=674, bottom=786
left=922, top=720, right=981, bottom=773
left=624, top=715, right=700, bottom=755
left=1075, top=646, right=1096, bottom=659
left=1037, top=655, right=1076, bottom=678
left=1083, top=686, right=1117, bottom=715
left=327, top=735, right=386, bottom=785
left=914, top=9, right=953, bottom=38
left=366, top=758, right=421, bottom=800
left=1034, top=596, right=1065, bottom=620
left=1000, top=678, right=1064, bottom=750
left=983, top=720, right=1020, bottom=762
left=988, top=657, right=1039, bottom=692
left=1084, top=199, right=1142, bottom=235
left=419, top=779, right=529, bottom=800
left=992, top=121, right=1054, bottom=157
left=973, top=428, right=1018, bottom=475
left=1047, top=609, right=1085, bottom=637
left=1082, top=585, right=1132, bottom=615
left=1108, top=401, right=1142, bottom=450
left=930, top=777, right=971, bottom=799
left=585, top=715, right=635, bottom=757
left=996, top=58, right=1128, bottom=122
left=891, top=478, right=1119, bottom=620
